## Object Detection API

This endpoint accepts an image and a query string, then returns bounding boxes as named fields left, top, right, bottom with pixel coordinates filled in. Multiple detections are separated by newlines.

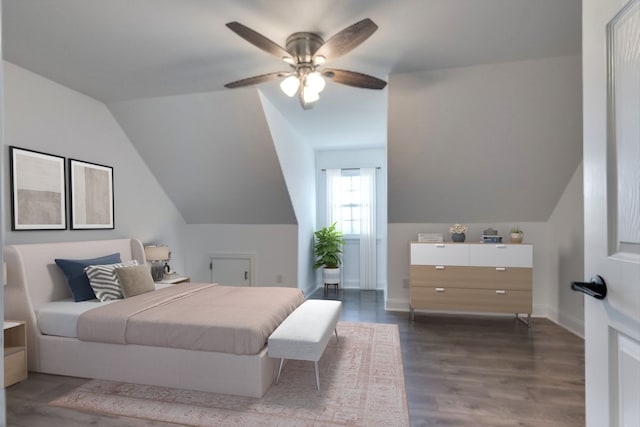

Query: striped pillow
left=84, top=260, right=138, bottom=302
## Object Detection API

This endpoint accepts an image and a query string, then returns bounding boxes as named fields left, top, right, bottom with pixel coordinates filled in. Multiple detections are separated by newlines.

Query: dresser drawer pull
left=435, top=265, right=445, bottom=270
left=496, top=267, right=506, bottom=272
left=435, top=244, right=445, bottom=248
left=495, top=290, right=507, bottom=295
left=435, top=288, right=445, bottom=292
left=496, top=244, right=507, bottom=249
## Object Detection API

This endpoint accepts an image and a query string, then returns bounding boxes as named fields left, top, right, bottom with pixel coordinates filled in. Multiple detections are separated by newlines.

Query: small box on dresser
left=4, top=320, right=28, bottom=387
left=409, top=242, right=533, bottom=325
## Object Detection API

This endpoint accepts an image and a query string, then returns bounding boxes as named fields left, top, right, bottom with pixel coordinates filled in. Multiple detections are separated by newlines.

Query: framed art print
left=69, top=158, right=114, bottom=230
left=9, top=146, right=66, bottom=230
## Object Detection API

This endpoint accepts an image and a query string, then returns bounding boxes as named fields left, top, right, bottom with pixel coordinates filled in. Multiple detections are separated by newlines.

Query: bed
left=3, top=238, right=304, bottom=397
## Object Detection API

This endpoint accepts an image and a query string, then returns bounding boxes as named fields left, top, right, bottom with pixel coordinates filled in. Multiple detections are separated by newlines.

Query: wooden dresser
left=409, top=242, right=533, bottom=324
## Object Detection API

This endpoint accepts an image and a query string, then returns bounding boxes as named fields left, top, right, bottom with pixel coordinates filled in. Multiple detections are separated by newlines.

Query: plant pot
left=451, top=233, right=466, bottom=242
left=510, top=233, right=524, bottom=243
left=322, top=267, right=340, bottom=285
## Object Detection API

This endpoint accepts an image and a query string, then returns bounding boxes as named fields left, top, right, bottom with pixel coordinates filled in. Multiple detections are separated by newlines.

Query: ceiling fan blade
left=312, top=18, right=378, bottom=62
left=224, top=71, right=288, bottom=89
left=322, top=69, right=387, bottom=90
left=226, top=22, right=293, bottom=62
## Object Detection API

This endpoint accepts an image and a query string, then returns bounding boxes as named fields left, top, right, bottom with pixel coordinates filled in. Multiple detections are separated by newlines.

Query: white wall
left=316, top=149, right=388, bottom=290
left=3, top=62, right=188, bottom=273
left=388, top=54, right=583, bottom=223
left=548, top=164, right=584, bottom=336
left=108, top=89, right=296, bottom=225
left=260, top=93, right=316, bottom=295
left=388, top=163, right=585, bottom=335
left=0, top=6, right=6, bottom=423
left=183, top=224, right=298, bottom=288
left=386, top=54, right=584, bottom=333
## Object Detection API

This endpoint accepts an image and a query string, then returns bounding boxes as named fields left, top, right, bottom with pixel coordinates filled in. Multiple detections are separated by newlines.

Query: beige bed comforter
left=77, top=283, right=305, bottom=355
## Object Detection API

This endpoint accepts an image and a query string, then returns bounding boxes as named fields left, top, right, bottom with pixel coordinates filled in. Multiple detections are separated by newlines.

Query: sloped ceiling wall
left=108, top=89, right=296, bottom=224
left=387, top=54, right=583, bottom=223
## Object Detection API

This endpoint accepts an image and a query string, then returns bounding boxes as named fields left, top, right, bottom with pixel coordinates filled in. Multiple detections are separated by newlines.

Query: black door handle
left=571, top=275, right=607, bottom=300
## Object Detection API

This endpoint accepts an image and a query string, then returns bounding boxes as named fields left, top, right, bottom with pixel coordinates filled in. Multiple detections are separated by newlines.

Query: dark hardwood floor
left=5, top=289, right=585, bottom=427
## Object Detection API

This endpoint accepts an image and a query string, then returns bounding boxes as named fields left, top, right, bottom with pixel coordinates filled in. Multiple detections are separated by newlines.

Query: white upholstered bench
left=268, top=299, right=342, bottom=390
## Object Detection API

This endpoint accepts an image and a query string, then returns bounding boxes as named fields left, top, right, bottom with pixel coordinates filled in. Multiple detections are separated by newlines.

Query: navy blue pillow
left=55, top=253, right=122, bottom=302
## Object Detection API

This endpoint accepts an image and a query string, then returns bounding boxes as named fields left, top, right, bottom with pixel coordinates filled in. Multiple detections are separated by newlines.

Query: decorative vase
left=322, top=267, right=340, bottom=285
left=510, top=233, right=524, bottom=243
left=452, top=233, right=466, bottom=242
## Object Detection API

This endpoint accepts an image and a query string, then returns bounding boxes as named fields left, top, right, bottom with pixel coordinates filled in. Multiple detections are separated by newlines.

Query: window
left=327, top=169, right=374, bottom=236
left=325, top=167, right=378, bottom=289
left=339, top=171, right=360, bottom=235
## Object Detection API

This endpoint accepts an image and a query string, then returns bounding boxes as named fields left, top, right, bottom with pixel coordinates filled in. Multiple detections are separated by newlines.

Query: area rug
left=50, top=321, right=409, bottom=426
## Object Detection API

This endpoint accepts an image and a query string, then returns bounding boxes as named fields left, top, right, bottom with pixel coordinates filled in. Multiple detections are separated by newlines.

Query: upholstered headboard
left=3, top=238, right=145, bottom=369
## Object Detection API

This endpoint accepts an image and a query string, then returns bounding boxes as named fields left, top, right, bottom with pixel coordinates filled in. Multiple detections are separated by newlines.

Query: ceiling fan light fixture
left=313, top=55, right=326, bottom=65
left=306, top=71, right=326, bottom=93
left=302, top=85, right=320, bottom=103
left=280, top=75, right=300, bottom=97
left=225, top=19, right=386, bottom=109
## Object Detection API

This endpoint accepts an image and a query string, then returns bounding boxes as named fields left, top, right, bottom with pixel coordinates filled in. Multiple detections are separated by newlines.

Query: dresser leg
left=515, top=313, right=532, bottom=328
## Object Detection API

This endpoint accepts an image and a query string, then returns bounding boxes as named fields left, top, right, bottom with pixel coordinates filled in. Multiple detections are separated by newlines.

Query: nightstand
left=156, top=275, right=190, bottom=285
left=4, top=320, right=28, bottom=387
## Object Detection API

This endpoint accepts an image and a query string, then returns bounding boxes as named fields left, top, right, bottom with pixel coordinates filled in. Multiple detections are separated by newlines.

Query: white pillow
left=84, top=260, right=138, bottom=302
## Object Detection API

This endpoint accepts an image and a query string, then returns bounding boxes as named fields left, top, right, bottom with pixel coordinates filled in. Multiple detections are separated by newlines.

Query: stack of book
left=418, top=233, right=444, bottom=243
left=482, top=235, right=503, bottom=243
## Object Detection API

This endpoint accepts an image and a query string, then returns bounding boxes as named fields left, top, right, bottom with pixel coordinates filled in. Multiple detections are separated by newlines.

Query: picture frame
left=69, top=158, right=114, bottom=230
left=9, top=146, right=67, bottom=230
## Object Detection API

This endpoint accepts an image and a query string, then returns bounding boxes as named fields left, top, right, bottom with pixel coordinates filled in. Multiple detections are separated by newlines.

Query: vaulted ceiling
left=3, top=0, right=582, bottom=224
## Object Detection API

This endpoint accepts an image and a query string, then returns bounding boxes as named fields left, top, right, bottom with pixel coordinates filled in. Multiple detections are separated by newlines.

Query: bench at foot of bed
left=268, top=299, right=342, bottom=390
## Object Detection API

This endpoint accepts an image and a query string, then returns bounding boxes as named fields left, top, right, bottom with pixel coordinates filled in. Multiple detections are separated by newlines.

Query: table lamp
left=144, top=245, right=170, bottom=281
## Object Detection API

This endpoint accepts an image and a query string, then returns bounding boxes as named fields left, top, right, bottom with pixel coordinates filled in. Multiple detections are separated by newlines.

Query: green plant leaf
left=313, top=222, right=345, bottom=269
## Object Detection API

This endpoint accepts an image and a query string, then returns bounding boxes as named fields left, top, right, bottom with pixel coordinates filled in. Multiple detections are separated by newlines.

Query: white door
left=210, top=257, right=252, bottom=286
left=583, top=0, right=640, bottom=425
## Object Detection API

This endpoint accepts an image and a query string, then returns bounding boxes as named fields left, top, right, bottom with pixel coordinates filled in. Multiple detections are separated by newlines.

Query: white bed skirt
left=38, top=335, right=280, bottom=397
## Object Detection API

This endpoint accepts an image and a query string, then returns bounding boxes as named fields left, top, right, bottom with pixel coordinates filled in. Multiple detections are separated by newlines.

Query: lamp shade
left=144, top=245, right=170, bottom=262
left=302, top=85, right=320, bottom=103
left=280, top=75, right=300, bottom=97
left=306, top=71, right=326, bottom=93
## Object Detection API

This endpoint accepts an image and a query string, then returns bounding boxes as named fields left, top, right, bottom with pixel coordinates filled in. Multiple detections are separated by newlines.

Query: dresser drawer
left=471, top=267, right=532, bottom=291
left=469, top=244, right=532, bottom=267
left=411, top=265, right=479, bottom=289
left=410, top=287, right=532, bottom=313
left=410, top=243, right=469, bottom=266
left=410, top=265, right=532, bottom=291
left=4, top=349, right=27, bottom=388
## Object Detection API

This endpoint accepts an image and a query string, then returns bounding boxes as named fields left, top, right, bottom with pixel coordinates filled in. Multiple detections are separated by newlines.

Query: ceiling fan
left=224, top=18, right=387, bottom=110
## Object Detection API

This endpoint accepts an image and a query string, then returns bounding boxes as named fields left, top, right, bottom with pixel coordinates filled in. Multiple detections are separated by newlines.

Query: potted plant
left=449, top=224, right=467, bottom=242
left=510, top=227, right=524, bottom=243
left=314, top=223, right=345, bottom=287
